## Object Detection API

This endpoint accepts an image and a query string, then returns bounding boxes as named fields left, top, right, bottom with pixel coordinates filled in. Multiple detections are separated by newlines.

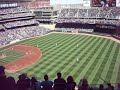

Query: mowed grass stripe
left=45, top=36, right=95, bottom=79
left=116, top=48, right=120, bottom=83
left=67, top=37, right=103, bottom=83
left=71, top=38, right=105, bottom=80
left=61, top=37, right=101, bottom=80
left=26, top=34, right=87, bottom=78
left=98, top=42, right=117, bottom=84
left=20, top=34, right=67, bottom=50
left=22, top=34, right=76, bottom=50
left=88, top=40, right=113, bottom=85
left=83, top=38, right=110, bottom=80
left=48, top=36, right=96, bottom=79
left=34, top=35, right=84, bottom=75
left=91, top=40, right=113, bottom=84
left=111, top=43, right=120, bottom=83
left=41, top=35, right=81, bottom=56
left=99, top=41, right=116, bottom=83
left=105, top=43, right=120, bottom=83
left=74, top=39, right=109, bottom=84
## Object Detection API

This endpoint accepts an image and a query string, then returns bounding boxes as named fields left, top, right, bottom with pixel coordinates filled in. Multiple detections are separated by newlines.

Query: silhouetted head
left=57, top=72, right=61, bottom=78
left=111, top=86, right=114, bottom=90
left=31, top=76, right=37, bottom=81
left=20, top=74, right=27, bottom=80
left=99, top=84, right=104, bottom=90
left=67, top=76, right=74, bottom=83
left=107, top=83, right=111, bottom=87
left=118, top=83, right=120, bottom=88
left=82, top=79, right=88, bottom=87
left=18, top=75, right=22, bottom=80
left=44, top=74, right=48, bottom=81
left=0, top=66, right=5, bottom=76
left=89, top=87, right=94, bottom=90
left=7, top=76, right=15, bottom=84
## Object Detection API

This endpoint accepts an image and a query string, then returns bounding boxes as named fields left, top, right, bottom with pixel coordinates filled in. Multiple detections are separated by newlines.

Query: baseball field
left=0, top=33, right=120, bottom=86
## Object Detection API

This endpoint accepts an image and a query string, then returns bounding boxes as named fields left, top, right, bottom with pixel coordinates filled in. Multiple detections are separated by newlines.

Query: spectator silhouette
left=0, top=66, right=7, bottom=90
left=78, top=79, right=89, bottom=90
left=106, top=83, right=114, bottom=90
left=17, top=73, right=30, bottom=90
left=41, top=74, right=53, bottom=90
left=54, top=72, right=66, bottom=90
left=89, top=87, right=94, bottom=90
left=6, top=76, right=16, bottom=90
left=66, top=76, right=76, bottom=90
left=99, top=84, right=104, bottom=90
left=31, top=76, right=38, bottom=90
left=116, top=83, right=120, bottom=90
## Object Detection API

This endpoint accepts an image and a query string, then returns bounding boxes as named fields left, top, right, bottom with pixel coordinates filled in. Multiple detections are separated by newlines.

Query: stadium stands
left=4, top=19, right=39, bottom=29
left=0, top=6, right=29, bottom=15
left=0, top=26, right=50, bottom=46
left=57, top=7, right=120, bottom=26
left=55, top=7, right=120, bottom=36
left=0, top=6, right=50, bottom=46
left=58, top=7, right=120, bottom=20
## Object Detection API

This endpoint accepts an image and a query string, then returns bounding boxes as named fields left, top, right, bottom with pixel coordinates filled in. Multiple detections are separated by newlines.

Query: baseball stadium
left=0, top=0, right=120, bottom=90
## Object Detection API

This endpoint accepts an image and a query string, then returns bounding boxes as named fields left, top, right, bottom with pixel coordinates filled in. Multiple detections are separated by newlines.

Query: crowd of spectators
left=0, top=25, right=5, bottom=30
left=0, top=65, right=120, bottom=90
left=0, top=6, right=34, bottom=20
left=57, top=7, right=120, bottom=26
left=59, top=7, right=120, bottom=19
left=56, top=19, right=120, bottom=26
left=0, top=6, right=50, bottom=46
left=0, top=26, right=50, bottom=46
left=55, top=28, right=94, bottom=33
left=0, top=7, right=29, bottom=15
left=4, top=19, right=39, bottom=29
left=0, top=13, right=34, bottom=20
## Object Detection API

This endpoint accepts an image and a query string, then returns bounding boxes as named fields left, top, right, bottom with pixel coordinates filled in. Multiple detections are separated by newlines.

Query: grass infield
left=0, top=33, right=120, bottom=86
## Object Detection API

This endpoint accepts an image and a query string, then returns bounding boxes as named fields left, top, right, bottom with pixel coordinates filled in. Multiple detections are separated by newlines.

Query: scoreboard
left=92, top=0, right=116, bottom=7
left=83, top=0, right=117, bottom=7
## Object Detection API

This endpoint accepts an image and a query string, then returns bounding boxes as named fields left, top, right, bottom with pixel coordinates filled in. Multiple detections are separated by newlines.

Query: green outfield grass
left=0, top=33, right=120, bottom=86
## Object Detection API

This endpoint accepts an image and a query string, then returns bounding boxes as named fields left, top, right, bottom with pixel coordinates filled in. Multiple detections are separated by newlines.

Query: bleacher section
left=0, top=7, right=50, bottom=46
left=0, top=7, right=29, bottom=15
left=4, top=19, right=39, bottom=29
left=56, top=7, right=120, bottom=36
left=58, top=7, right=120, bottom=20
